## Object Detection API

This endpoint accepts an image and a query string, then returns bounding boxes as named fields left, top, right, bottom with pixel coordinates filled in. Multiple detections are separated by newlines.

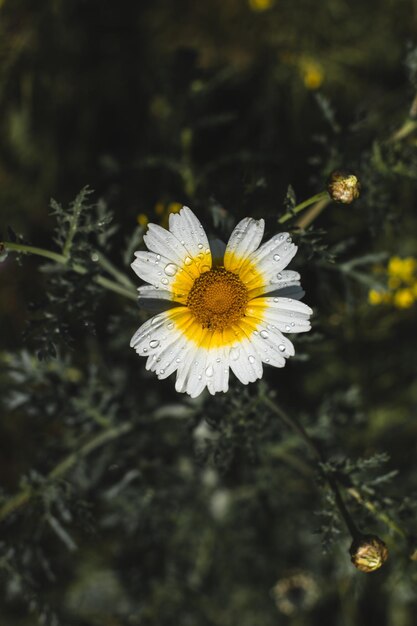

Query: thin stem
left=0, top=422, right=133, bottom=524
left=347, top=487, right=407, bottom=539
left=278, top=191, right=329, bottom=225
left=63, top=199, right=83, bottom=258
left=2, top=241, right=137, bottom=302
left=94, top=251, right=136, bottom=289
left=263, top=396, right=360, bottom=539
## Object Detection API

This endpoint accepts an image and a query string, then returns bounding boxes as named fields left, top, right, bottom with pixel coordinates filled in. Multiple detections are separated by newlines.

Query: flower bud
left=327, top=171, right=361, bottom=204
left=349, top=534, right=388, bottom=573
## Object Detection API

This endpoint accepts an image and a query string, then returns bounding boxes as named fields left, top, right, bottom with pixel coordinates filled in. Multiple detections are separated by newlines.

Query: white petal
left=247, top=269, right=301, bottom=298
left=168, top=206, right=211, bottom=260
left=131, top=251, right=193, bottom=298
left=228, top=331, right=263, bottom=385
left=137, top=285, right=177, bottom=312
left=243, top=322, right=294, bottom=367
left=248, top=231, right=296, bottom=269
left=205, top=346, right=230, bottom=395
left=130, top=308, right=184, bottom=354
left=144, top=223, right=191, bottom=266
left=224, top=217, right=265, bottom=273
left=247, top=297, right=312, bottom=333
left=175, top=346, right=199, bottom=395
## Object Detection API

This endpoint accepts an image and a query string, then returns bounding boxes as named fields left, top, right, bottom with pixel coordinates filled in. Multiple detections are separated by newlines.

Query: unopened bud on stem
left=349, top=534, right=388, bottom=573
left=327, top=171, right=361, bottom=204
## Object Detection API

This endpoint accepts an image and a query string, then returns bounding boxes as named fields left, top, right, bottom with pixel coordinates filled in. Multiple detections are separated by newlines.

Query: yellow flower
left=388, top=256, right=417, bottom=283
left=368, top=289, right=385, bottom=306
left=167, top=202, right=182, bottom=215
left=137, top=213, right=149, bottom=227
left=248, top=0, right=274, bottom=12
left=394, top=288, right=414, bottom=309
left=301, top=60, right=325, bottom=90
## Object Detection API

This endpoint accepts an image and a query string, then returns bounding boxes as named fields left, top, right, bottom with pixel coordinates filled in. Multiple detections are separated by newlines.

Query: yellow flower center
left=187, top=267, right=249, bottom=331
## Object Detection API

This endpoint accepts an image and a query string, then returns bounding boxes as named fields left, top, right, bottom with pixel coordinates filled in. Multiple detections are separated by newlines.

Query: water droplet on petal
left=277, top=273, right=282, bottom=280
left=164, top=263, right=178, bottom=276
left=143, top=348, right=148, bottom=353
left=159, top=369, right=165, bottom=375
left=206, top=365, right=214, bottom=377
left=167, top=322, right=174, bottom=330
left=205, top=248, right=210, bottom=255
left=230, top=347, right=240, bottom=361
left=184, top=256, right=193, bottom=266
left=161, top=277, right=169, bottom=285
left=260, top=330, right=269, bottom=339
left=291, top=322, right=295, bottom=327
left=278, top=344, right=285, bottom=352
left=265, top=358, right=270, bottom=363
left=198, top=243, right=203, bottom=249
left=285, top=325, right=291, bottom=332
left=216, top=358, right=221, bottom=363
left=176, top=357, right=181, bottom=363
left=150, top=339, right=160, bottom=349
left=248, top=355, right=255, bottom=364
left=279, top=234, right=284, bottom=241
left=273, top=254, right=281, bottom=262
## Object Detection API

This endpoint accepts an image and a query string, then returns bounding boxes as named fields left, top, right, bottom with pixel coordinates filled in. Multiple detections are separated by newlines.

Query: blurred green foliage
left=1, top=0, right=417, bottom=625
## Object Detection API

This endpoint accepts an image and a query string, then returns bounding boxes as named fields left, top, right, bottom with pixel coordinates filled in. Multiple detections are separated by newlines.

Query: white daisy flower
left=130, top=206, right=312, bottom=398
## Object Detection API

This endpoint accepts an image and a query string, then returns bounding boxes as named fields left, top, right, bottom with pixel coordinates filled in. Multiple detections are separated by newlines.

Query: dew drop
left=273, top=254, right=281, bottom=262
left=265, top=358, right=270, bottom=363
left=216, top=358, right=221, bottom=363
left=150, top=339, right=160, bottom=349
left=198, top=243, right=203, bottom=249
left=161, top=277, right=169, bottom=285
left=279, top=234, right=284, bottom=241
left=205, top=248, right=210, bottom=255
left=273, top=297, right=279, bottom=303
left=164, top=263, right=178, bottom=276
left=198, top=375, right=202, bottom=380
left=260, top=330, right=269, bottom=339
left=167, top=322, right=174, bottom=330
left=184, top=256, right=193, bottom=266
left=230, top=347, right=240, bottom=361
left=143, top=348, right=148, bottom=353
left=278, top=344, right=285, bottom=352
left=156, top=254, right=161, bottom=261
left=206, top=365, right=214, bottom=377
left=159, top=369, right=165, bottom=375
left=277, top=273, right=282, bottom=280
left=285, top=325, right=291, bottom=332
left=176, top=357, right=181, bottom=363
left=248, top=355, right=255, bottom=364
left=151, top=316, right=162, bottom=325
left=291, top=322, right=295, bottom=327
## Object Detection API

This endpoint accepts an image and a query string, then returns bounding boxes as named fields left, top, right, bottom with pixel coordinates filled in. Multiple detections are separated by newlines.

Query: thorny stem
left=0, top=422, right=133, bottom=524
left=278, top=190, right=329, bottom=225
left=263, top=396, right=361, bottom=539
left=2, top=242, right=137, bottom=301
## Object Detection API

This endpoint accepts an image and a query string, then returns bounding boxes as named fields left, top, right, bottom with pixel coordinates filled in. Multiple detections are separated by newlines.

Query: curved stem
left=0, top=422, right=133, bottom=524
left=2, top=242, right=137, bottom=302
left=263, top=396, right=360, bottom=539
left=278, top=191, right=329, bottom=225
